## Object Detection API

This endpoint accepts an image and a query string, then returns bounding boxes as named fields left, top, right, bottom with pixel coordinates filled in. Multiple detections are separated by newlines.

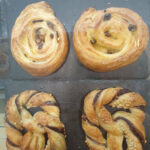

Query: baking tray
left=0, top=0, right=150, bottom=150
left=4, top=80, right=150, bottom=150
left=5, top=0, right=150, bottom=80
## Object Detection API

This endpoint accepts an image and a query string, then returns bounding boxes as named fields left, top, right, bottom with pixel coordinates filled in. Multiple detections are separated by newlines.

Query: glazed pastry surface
left=11, top=1, right=68, bottom=76
left=73, top=7, right=149, bottom=72
left=5, top=90, right=66, bottom=150
left=82, top=87, right=146, bottom=150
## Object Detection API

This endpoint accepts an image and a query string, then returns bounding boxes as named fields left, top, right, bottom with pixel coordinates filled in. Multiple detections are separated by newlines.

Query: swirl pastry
left=5, top=90, right=66, bottom=150
left=73, top=7, right=149, bottom=72
left=11, top=1, right=68, bottom=76
left=82, top=87, right=146, bottom=150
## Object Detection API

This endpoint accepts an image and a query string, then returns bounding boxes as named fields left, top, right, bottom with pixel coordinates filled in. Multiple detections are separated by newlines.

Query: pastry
left=82, top=87, right=146, bottom=150
left=11, top=1, right=68, bottom=76
left=5, top=90, right=66, bottom=150
left=73, top=7, right=149, bottom=72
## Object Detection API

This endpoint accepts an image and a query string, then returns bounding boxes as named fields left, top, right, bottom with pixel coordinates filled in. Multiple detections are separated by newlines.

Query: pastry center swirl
left=88, top=13, right=137, bottom=54
left=35, top=28, right=46, bottom=49
left=20, top=19, right=60, bottom=62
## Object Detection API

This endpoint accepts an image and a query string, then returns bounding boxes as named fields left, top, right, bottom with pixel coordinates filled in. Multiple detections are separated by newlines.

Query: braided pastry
left=11, top=1, right=68, bottom=76
left=82, top=87, right=146, bottom=150
left=73, top=7, right=149, bottom=72
left=5, top=90, right=66, bottom=150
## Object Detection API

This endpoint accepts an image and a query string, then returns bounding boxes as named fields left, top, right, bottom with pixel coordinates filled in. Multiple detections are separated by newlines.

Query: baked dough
left=73, top=7, right=149, bottom=72
left=82, top=87, right=146, bottom=150
left=5, top=90, right=66, bottom=150
left=11, top=1, right=68, bottom=76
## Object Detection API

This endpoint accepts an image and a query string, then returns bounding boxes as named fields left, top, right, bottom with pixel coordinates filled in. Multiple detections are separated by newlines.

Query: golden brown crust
left=11, top=1, right=68, bottom=76
left=73, top=7, right=149, bottom=72
left=82, top=87, right=146, bottom=150
left=5, top=90, right=66, bottom=150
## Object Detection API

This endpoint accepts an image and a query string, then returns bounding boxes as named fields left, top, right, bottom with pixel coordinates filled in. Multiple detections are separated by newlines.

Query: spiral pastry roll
left=5, top=90, right=66, bottom=150
left=82, top=87, right=146, bottom=150
left=11, top=1, right=68, bottom=76
left=73, top=7, right=149, bottom=72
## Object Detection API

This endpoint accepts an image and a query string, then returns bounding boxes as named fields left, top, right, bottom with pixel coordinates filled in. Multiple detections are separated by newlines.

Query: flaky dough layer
left=11, top=1, right=68, bottom=76
left=5, top=90, right=66, bottom=150
left=73, top=7, right=149, bottom=72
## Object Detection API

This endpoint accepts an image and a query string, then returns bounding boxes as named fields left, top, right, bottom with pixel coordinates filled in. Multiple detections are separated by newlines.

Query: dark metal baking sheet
left=1, top=0, right=150, bottom=149
left=4, top=80, right=150, bottom=150
left=6, top=0, right=150, bottom=80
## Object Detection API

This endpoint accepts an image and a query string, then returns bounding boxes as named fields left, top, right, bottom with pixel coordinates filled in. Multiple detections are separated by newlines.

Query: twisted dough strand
left=82, top=87, right=146, bottom=150
left=5, top=90, right=66, bottom=150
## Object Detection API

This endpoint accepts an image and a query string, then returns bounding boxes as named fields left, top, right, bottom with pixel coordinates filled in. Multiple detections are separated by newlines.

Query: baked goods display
left=82, top=87, right=146, bottom=150
left=11, top=1, right=68, bottom=76
left=3, top=1, right=149, bottom=150
left=73, top=7, right=149, bottom=72
left=5, top=90, right=66, bottom=150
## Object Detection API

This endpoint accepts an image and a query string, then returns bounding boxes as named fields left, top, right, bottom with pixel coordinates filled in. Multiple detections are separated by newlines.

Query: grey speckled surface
left=4, top=80, right=150, bottom=150
left=5, top=0, right=150, bottom=80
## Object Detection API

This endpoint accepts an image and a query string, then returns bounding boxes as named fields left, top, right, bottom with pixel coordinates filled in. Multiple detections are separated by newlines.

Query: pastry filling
left=23, top=105, right=44, bottom=116
left=93, top=88, right=131, bottom=107
left=47, top=21, right=55, bottom=30
left=44, top=133, right=48, bottom=148
left=46, top=126, right=65, bottom=135
left=6, top=117, right=22, bottom=133
left=104, top=31, right=111, bottom=37
left=87, top=135, right=107, bottom=147
left=40, top=101, right=58, bottom=106
left=82, top=111, right=99, bottom=128
left=6, top=91, right=66, bottom=149
left=88, top=13, right=137, bottom=54
left=128, top=24, right=137, bottom=32
left=6, top=115, right=27, bottom=135
left=123, top=137, right=128, bottom=150
left=7, top=138, right=19, bottom=148
left=32, top=19, right=43, bottom=23
left=50, top=33, right=54, bottom=39
left=56, top=31, right=60, bottom=42
left=83, top=88, right=145, bottom=150
left=35, top=28, right=46, bottom=49
left=104, top=105, right=130, bottom=114
left=82, top=111, right=107, bottom=144
left=104, top=13, right=111, bottom=21
left=90, top=38, right=97, bottom=44
left=29, top=20, right=60, bottom=54
left=114, top=117, right=145, bottom=148
left=44, top=21, right=59, bottom=41
left=93, top=90, right=103, bottom=109
left=109, top=88, right=131, bottom=104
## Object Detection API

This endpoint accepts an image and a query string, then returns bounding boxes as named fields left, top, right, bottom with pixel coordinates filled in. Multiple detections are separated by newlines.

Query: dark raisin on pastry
left=73, top=7, right=149, bottom=72
left=11, top=1, right=68, bottom=76
left=104, top=13, right=111, bottom=21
